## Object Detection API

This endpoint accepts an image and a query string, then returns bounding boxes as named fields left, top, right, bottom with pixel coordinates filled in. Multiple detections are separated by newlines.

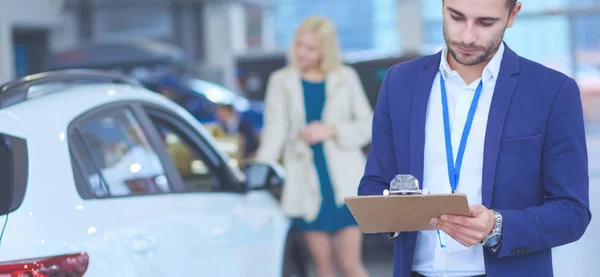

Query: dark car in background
left=45, top=38, right=264, bottom=131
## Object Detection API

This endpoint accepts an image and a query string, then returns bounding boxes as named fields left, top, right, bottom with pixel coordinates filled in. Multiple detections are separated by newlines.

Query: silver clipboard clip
left=383, top=174, right=427, bottom=196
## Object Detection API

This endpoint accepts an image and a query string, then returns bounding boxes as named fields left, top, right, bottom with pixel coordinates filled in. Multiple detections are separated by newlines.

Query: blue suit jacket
left=358, top=43, right=592, bottom=277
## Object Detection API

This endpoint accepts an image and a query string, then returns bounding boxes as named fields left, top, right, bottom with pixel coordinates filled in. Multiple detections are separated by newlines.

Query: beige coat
left=254, top=65, right=374, bottom=222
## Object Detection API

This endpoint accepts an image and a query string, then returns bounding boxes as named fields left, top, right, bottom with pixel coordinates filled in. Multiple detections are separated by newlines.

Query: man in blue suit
left=358, top=0, right=591, bottom=276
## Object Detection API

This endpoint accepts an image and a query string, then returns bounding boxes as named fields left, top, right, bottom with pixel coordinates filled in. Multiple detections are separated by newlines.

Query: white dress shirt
left=412, top=43, right=505, bottom=277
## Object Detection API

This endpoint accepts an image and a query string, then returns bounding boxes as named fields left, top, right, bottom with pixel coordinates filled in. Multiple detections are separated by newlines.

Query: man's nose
left=460, top=24, right=477, bottom=46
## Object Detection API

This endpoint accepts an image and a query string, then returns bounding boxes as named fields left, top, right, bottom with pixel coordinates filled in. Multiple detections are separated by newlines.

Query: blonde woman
left=255, top=16, right=372, bottom=277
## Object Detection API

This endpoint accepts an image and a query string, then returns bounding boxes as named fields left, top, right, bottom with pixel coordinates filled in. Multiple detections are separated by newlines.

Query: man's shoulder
left=516, top=55, right=573, bottom=86
left=508, top=52, right=580, bottom=108
left=386, top=54, right=436, bottom=79
left=238, top=116, right=254, bottom=130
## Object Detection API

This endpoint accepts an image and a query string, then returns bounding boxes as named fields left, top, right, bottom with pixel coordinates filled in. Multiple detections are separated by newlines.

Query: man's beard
left=443, top=23, right=505, bottom=66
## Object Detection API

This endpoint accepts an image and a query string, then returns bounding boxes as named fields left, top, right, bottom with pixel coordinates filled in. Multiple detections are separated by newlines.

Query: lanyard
left=440, top=74, right=483, bottom=193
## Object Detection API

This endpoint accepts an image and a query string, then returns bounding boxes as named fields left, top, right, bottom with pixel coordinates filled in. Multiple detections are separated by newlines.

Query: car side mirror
left=0, top=134, right=28, bottom=216
left=0, top=136, right=11, bottom=216
left=243, top=162, right=285, bottom=191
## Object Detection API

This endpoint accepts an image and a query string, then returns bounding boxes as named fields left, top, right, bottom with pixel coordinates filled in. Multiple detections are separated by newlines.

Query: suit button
left=513, top=248, right=527, bottom=254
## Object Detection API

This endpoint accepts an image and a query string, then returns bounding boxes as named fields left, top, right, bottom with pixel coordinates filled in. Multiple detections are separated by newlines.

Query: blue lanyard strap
left=440, top=75, right=483, bottom=193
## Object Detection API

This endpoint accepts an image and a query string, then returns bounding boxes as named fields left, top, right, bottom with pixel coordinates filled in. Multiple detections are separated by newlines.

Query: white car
left=0, top=70, right=306, bottom=277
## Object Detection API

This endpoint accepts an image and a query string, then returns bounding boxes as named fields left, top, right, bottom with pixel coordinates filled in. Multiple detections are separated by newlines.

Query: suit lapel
left=482, top=44, right=520, bottom=207
left=410, top=52, right=441, bottom=188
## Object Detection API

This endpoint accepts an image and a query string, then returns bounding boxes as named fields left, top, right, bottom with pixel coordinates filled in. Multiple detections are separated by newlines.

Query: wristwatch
left=386, top=232, right=401, bottom=239
left=481, top=209, right=503, bottom=248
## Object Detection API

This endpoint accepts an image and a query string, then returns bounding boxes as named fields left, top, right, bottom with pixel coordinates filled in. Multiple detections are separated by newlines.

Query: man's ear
left=507, top=2, right=522, bottom=28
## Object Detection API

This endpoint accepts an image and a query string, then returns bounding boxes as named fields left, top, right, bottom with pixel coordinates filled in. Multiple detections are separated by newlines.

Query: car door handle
left=131, top=235, right=157, bottom=254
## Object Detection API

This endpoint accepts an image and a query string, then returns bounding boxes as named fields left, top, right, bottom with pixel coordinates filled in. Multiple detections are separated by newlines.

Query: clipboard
left=344, top=193, right=470, bottom=233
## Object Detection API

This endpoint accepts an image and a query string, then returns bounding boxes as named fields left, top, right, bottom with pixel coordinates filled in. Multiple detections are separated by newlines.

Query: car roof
left=0, top=70, right=191, bottom=139
left=0, top=70, right=246, bottom=196
left=5, top=83, right=170, bottom=124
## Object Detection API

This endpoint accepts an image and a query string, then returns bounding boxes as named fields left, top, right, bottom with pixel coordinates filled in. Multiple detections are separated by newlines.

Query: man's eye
left=480, top=21, right=494, bottom=27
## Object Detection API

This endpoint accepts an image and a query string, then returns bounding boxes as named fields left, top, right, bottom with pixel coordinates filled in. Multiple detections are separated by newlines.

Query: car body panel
left=0, top=83, right=290, bottom=276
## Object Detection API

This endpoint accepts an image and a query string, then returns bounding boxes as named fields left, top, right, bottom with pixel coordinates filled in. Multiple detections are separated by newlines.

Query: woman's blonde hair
left=288, top=16, right=343, bottom=74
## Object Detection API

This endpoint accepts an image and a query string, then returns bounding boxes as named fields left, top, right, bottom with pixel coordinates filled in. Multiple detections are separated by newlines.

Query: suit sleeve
left=333, top=67, right=374, bottom=149
left=495, top=78, right=592, bottom=258
left=358, top=66, right=398, bottom=196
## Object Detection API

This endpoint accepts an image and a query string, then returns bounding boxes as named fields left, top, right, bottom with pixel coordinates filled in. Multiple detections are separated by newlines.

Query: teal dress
left=293, top=79, right=359, bottom=233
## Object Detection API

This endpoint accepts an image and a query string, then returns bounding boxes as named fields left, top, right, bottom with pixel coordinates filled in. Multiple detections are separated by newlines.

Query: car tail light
left=0, top=252, right=89, bottom=277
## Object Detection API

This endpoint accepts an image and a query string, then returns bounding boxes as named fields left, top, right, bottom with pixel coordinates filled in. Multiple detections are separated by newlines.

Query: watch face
left=485, top=234, right=501, bottom=247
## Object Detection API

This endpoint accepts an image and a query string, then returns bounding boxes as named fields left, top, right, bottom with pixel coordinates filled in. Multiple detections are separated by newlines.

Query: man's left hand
left=430, top=205, right=495, bottom=247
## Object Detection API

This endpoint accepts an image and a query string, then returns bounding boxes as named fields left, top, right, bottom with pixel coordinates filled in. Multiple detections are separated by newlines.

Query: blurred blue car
left=185, top=78, right=264, bottom=132
left=142, top=73, right=264, bottom=132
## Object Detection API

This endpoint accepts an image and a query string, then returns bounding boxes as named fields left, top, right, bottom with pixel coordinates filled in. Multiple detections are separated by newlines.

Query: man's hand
left=298, top=122, right=336, bottom=145
left=430, top=205, right=495, bottom=247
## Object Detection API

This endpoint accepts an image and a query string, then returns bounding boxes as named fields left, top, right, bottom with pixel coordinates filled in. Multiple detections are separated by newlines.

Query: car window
left=72, top=108, right=172, bottom=197
left=150, top=117, right=222, bottom=192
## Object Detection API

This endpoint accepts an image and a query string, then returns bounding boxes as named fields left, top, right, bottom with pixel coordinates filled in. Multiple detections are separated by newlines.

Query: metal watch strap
left=482, top=209, right=503, bottom=247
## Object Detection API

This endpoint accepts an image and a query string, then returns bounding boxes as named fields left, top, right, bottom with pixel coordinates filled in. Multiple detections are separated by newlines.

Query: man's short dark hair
left=217, top=103, right=235, bottom=112
left=442, top=1, right=517, bottom=12
left=507, top=0, right=517, bottom=10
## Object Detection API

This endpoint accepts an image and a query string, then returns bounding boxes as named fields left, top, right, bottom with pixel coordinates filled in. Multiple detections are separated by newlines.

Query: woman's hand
left=298, top=122, right=337, bottom=145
